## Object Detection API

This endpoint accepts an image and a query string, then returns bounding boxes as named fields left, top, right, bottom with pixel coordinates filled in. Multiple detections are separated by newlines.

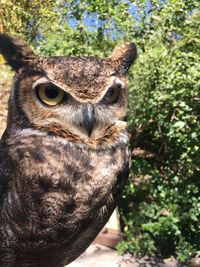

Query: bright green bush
left=118, top=3, right=200, bottom=262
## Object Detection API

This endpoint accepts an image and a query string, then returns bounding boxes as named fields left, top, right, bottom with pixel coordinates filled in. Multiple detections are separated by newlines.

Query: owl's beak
left=82, top=104, right=95, bottom=137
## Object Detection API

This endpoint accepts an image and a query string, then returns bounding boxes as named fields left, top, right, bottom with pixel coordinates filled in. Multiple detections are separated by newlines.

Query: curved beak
left=82, top=104, right=95, bottom=137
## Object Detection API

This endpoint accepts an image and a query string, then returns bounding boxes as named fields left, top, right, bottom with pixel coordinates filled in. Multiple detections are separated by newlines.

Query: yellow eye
left=36, top=84, right=65, bottom=106
left=103, top=86, right=120, bottom=104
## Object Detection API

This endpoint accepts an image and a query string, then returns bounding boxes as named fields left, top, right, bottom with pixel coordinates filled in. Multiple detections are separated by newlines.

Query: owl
left=0, top=34, right=137, bottom=267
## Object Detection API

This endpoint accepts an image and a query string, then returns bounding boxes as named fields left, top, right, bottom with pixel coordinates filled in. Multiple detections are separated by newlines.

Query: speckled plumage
left=0, top=34, right=137, bottom=267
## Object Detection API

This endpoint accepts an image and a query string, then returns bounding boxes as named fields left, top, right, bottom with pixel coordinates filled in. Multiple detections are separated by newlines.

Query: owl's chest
left=0, top=138, right=129, bottom=266
left=34, top=146, right=125, bottom=221
left=3, top=140, right=128, bottom=245
left=17, top=140, right=127, bottom=197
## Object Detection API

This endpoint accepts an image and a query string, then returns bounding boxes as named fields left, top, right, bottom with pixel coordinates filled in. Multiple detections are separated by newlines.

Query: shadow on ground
left=68, top=244, right=188, bottom=267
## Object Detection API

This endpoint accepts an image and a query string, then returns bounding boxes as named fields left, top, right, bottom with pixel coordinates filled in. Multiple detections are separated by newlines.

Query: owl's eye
left=36, top=84, right=65, bottom=106
left=103, top=86, right=120, bottom=104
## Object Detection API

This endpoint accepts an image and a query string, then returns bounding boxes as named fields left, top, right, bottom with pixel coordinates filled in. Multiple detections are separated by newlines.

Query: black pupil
left=106, top=88, right=115, bottom=98
left=45, top=85, right=59, bottom=99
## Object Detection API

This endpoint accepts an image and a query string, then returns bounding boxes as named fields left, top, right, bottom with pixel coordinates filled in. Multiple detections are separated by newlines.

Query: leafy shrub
left=118, top=4, right=200, bottom=263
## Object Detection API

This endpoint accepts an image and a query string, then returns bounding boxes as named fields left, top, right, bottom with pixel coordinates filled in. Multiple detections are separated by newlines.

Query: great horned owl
left=0, top=34, right=137, bottom=267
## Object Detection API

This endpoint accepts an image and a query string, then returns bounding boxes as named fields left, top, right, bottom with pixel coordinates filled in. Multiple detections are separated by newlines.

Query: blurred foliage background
left=0, top=0, right=200, bottom=263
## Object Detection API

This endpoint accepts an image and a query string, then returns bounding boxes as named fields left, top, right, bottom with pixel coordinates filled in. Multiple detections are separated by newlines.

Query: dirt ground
left=68, top=244, right=186, bottom=267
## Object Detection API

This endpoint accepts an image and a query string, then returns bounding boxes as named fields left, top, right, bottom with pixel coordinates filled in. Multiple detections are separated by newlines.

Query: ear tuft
left=0, top=34, right=36, bottom=71
left=109, top=43, right=137, bottom=74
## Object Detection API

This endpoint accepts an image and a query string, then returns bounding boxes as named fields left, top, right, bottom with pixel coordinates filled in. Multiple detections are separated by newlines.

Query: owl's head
left=0, top=34, right=137, bottom=149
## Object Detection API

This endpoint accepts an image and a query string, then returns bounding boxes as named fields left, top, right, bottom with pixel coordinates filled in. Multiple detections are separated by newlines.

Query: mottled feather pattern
left=0, top=33, right=136, bottom=267
left=0, top=133, right=129, bottom=266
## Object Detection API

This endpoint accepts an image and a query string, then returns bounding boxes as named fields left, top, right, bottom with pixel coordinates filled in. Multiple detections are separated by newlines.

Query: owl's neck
left=7, top=122, right=128, bottom=150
